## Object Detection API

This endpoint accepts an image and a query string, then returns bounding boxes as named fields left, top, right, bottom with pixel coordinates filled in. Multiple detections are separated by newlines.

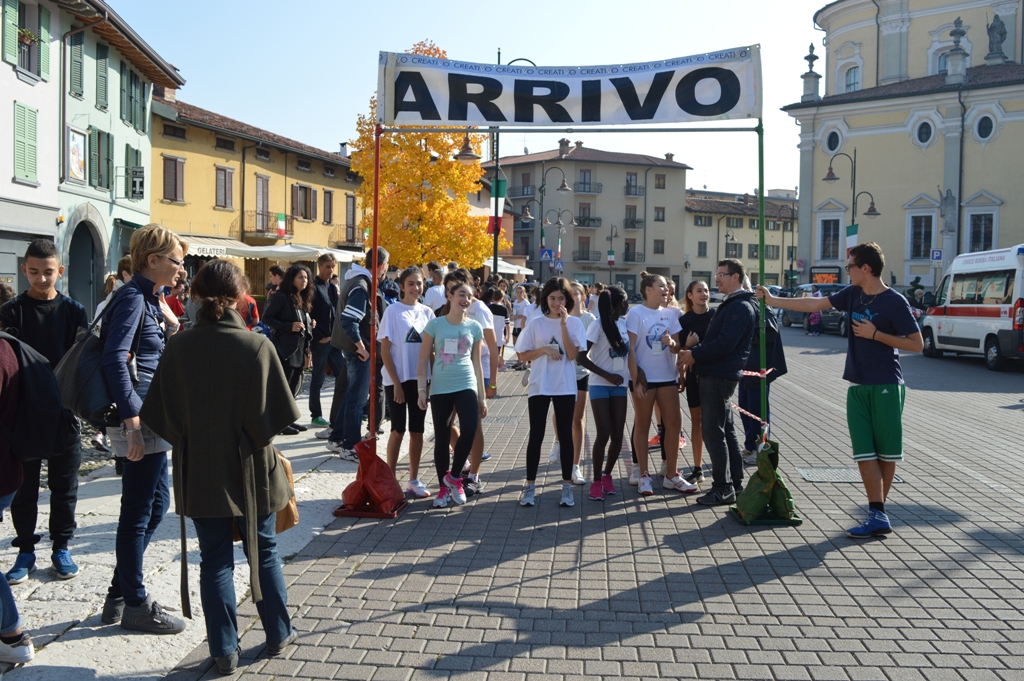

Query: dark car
left=780, top=283, right=850, bottom=335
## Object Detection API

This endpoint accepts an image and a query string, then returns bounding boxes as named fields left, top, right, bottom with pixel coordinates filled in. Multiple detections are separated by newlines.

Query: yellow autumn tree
left=351, top=40, right=508, bottom=269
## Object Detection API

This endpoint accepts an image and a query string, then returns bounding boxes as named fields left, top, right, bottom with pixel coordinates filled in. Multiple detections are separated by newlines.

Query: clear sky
left=109, top=0, right=827, bottom=196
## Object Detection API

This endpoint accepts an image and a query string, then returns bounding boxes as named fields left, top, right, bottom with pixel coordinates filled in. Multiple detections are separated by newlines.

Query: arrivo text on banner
left=377, top=46, right=762, bottom=127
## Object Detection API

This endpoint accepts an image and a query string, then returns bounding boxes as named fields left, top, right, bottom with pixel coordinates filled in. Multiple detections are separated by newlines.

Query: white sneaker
left=0, top=632, right=34, bottom=664
left=519, top=484, right=536, bottom=506
left=743, top=451, right=758, bottom=466
left=638, top=474, right=655, bottom=496
left=559, top=484, right=575, bottom=507
left=571, top=465, right=586, bottom=485
left=315, top=426, right=332, bottom=440
left=406, top=479, right=429, bottom=498
left=628, top=467, right=641, bottom=486
left=663, top=474, right=698, bottom=494
left=521, top=368, right=531, bottom=387
left=548, top=442, right=560, bottom=463
left=433, top=486, right=450, bottom=508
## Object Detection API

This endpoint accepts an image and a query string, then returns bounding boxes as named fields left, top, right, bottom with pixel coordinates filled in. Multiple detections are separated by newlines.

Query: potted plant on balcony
left=17, top=28, right=39, bottom=45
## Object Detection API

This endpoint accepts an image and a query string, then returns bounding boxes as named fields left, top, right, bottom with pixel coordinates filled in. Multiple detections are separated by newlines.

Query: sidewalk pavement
left=0, top=374, right=423, bottom=681
left=156, top=330, right=1024, bottom=681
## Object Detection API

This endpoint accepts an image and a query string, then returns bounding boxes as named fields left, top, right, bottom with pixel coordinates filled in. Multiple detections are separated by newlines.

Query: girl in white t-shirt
left=514, top=277, right=588, bottom=508
left=576, top=286, right=630, bottom=501
left=379, top=266, right=435, bottom=499
left=626, top=274, right=697, bottom=497
left=564, top=281, right=596, bottom=485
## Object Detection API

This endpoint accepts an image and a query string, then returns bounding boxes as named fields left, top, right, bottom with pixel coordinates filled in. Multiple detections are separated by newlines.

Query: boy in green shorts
left=758, top=242, right=923, bottom=537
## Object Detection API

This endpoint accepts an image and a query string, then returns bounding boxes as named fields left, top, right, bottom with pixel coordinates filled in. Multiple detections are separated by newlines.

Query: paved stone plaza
left=157, top=326, right=1024, bottom=681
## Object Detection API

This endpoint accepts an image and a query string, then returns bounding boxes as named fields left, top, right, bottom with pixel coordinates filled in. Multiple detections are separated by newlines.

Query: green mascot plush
left=731, top=439, right=802, bottom=526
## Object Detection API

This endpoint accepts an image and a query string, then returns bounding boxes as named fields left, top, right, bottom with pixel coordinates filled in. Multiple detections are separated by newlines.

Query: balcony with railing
left=624, top=184, right=645, bottom=197
left=575, top=216, right=602, bottom=228
left=329, top=223, right=365, bottom=248
left=623, top=217, right=644, bottom=230
left=507, top=185, right=535, bottom=198
left=232, top=211, right=294, bottom=240
left=573, top=249, right=602, bottom=262
left=623, top=251, right=645, bottom=263
left=514, top=219, right=534, bottom=230
left=573, top=182, right=603, bottom=194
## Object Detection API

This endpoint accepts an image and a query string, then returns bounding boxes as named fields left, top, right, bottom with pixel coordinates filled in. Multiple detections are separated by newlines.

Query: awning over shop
left=483, top=257, right=533, bottom=276
left=176, top=234, right=251, bottom=258
left=224, top=243, right=359, bottom=263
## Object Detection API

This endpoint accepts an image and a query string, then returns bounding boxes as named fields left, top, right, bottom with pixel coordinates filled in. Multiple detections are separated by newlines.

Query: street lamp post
left=774, top=204, right=796, bottom=286
left=606, top=223, right=620, bottom=285
left=536, top=165, right=571, bottom=281
left=544, top=209, right=575, bottom=277
left=822, top=149, right=880, bottom=265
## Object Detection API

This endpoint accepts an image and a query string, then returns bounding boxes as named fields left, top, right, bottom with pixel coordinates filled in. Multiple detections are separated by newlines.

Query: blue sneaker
left=6, top=553, right=36, bottom=585
left=847, top=510, right=892, bottom=538
left=51, top=549, right=79, bottom=579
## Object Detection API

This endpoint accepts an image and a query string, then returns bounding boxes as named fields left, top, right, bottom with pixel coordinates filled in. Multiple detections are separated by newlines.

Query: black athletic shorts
left=385, top=380, right=427, bottom=434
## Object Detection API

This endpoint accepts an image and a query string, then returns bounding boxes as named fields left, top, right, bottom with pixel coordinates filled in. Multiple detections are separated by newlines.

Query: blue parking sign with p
left=931, top=248, right=943, bottom=262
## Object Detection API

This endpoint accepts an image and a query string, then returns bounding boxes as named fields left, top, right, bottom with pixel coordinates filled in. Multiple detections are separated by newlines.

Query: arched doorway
left=67, top=221, right=99, bottom=313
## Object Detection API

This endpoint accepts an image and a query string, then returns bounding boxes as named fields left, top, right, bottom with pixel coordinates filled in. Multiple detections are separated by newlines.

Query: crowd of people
left=0, top=229, right=922, bottom=674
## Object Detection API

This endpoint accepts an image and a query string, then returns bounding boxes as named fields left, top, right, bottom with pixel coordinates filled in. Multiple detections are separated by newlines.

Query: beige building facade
left=486, top=139, right=690, bottom=296
left=786, top=0, right=1024, bottom=289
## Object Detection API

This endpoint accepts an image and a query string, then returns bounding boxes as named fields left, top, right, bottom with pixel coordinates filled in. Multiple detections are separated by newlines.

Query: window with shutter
left=12, top=102, right=32, bottom=181
left=346, top=194, right=356, bottom=227
left=124, top=144, right=131, bottom=197
left=88, top=128, right=99, bottom=187
left=103, top=131, right=114, bottom=190
left=215, top=168, right=225, bottom=208
left=175, top=159, right=184, bottom=202
left=95, top=44, right=108, bottom=108
left=311, top=189, right=317, bottom=221
left=130, top=71, right=141, bottom=131
left=291, top=184, right=299, bottom=218
left=2, top=0, right=17, bottom=65
left=163, top=157, right=175, bottom=201
left=69, top=31, right=83, bottom=95
left=324, top=190, right=333, bottom=224
left=119, top=62, right=127, bottom=120
left=140, top=83, right=148, bottom=133
left=225, top=169, right=233, bottom=209
left=37, top=5, right=49, bottom=80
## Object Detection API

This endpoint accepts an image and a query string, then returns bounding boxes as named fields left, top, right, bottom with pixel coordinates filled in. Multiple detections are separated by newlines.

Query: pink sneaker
left=589, top=481, right=604, bottom=500
left=444, top=472, right=467, bottom=505
left=601, top=473, right=616, bottom=496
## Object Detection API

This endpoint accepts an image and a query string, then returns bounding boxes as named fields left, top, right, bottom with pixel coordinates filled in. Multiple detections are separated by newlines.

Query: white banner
left=377, top=47, right=762, bottom=127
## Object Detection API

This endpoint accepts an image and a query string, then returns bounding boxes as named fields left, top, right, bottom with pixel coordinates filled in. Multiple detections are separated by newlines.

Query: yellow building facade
left=149, top=87, right=362, bottom=291
left=786, top=0, right=1024, bottom=289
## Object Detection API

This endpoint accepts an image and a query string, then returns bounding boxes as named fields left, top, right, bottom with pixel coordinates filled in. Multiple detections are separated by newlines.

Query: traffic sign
left=554, top=260, right=564, bottom=271
left=931, top=248, right=943, bottom=262
left=539, top=249, right=553, bottom=262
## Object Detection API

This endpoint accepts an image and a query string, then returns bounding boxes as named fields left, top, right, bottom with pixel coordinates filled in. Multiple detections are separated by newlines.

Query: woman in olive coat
left=141, top=259, right=300, bottom=675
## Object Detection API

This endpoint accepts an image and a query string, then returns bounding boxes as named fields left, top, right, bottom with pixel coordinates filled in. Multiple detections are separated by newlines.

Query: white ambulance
left=921, top=244, right=1024, bottom=370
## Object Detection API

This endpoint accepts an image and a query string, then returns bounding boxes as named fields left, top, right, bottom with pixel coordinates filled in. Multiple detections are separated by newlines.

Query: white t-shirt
left=466, top=299, right=495, bottom=379
left=512, top=299, right=530, bottom=329
left=514, top=315, right=588, bottom=397
left=625, top=304, right=681, bottom=383
left=378, top=302, right=435, bottom=386
left=575, top=311, right=597, bottom=380
left=423, top=284, right=447, bottom=312
left=525, top=303, right=544, bottom=323
left=587, top=294, right=598, bottom=312
left=586, top=317, right=630, bottom=388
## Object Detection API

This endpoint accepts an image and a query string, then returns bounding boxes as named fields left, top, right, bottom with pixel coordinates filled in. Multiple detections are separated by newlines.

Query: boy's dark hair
left=25, top=239, right=59, bottom=262
left=849, top=242, right=884, bottom=277
left=539, top=277, right=574, bottom=315
left=364, top=246, right=390, bottom=269
left=717, top=258, right=746, bottom=280
left=269, top=264, right=285, bottom=277
left=426, top=261, right=441, bottom=274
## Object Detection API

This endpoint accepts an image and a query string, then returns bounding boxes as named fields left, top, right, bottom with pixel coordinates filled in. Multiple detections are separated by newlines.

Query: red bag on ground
left=341, top=458, right=370, bottom=510
left=355, top=439, right=404, bottom=514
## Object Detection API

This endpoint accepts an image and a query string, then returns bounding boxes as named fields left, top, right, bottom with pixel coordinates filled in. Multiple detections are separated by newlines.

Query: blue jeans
left=192, top=515, right=291, bottom=658
left=699, top=376, right=744, bottom=495
left=329, top=350, right=370, bottom=448
left=309, top=340, right=344, bottom=420
left=108, top=452, right=170, bottom=607
left=0, top=492, right=22, bottom=635
left=737, top=382, right=771, bottom=452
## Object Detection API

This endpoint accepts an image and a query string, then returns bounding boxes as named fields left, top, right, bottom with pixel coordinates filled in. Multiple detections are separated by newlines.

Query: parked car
left=780, top=283, right=849, bottom=335
left=708, top=287, right=726, bottom=303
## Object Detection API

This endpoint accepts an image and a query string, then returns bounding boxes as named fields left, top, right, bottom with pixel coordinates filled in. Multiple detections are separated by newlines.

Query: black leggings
left=526, top=394, right=576, bottom=481
left=591, top=396, right=627, bottom=481
left=430, top=389, right=479, bottom=481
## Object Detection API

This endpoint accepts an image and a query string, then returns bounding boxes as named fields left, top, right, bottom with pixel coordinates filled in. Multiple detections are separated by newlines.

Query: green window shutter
left=88, top=128, right=98, bottom=186
left=13, top=102, right=27, bottom=179
left=2, top=0, right=17, bottom=66
left=124, top=144, right=131, bottom=197
left=37, top=5, right=50, bottom=80
left=104, top=131, right=114, bottom=190
left=95, top=44, right=108, bottom=108
left=119, top=61, right=128, bottom=121
left=24, top=105, right=37, bottom=182
left=139, top=83, right=148, bottom=133
left=69, top=32, right=83, bottom=95
left=131, top=71, right=141, bottom=129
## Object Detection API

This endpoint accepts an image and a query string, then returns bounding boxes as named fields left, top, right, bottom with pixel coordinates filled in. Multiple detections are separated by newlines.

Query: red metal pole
left=368, top=124, right=382, bottom=440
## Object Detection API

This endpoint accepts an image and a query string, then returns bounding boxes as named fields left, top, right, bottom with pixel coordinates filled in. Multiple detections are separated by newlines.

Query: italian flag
left=846, top=223, right=858, bottom=256
left=487, top=178, right=506, bottom=236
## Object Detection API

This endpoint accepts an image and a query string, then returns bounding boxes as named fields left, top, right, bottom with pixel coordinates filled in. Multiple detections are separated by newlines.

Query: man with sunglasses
left=758, top=242, right=923, bottom=538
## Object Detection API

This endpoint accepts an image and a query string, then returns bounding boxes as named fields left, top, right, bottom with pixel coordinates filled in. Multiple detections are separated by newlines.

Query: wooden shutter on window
left=95, top=44, right=108, bottom=108
left=175, top=159, right=184, bottom=202
left=311, top=189, right=317, bottom=221
left=12, top=102, right=27, bottom=180
left=37, top=5, right=50, bottom=80
left=215, top=168, right=225, bottom=208
left=140, top=84, right=148, bottom=133
left=104, top=132, right=114, bottom=189
left=324, top=191, right=332, bottom=224
left=257, top=175, right=268, bottom=215
left=2, top=0, right=17, bottom=65
left=88, top=129, right=99, bottom=187
left=70, top=32, right=84, bottom=95
left=124, top=144, right=132, bottom=197
left=130, top=71, right=141, bottom=129
left=163, top=157, right=175, bottom=200
left=225, top=169, right=233, bottom=209
left=291, top=184, right=299, bottom=217
left=119, top=62, right=128, bottom=121
left=346, top=194, right=355, bottom=227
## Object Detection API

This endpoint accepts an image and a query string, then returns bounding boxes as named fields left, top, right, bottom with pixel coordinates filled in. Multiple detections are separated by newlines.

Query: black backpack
left=0, top=332, right=77, bottom=461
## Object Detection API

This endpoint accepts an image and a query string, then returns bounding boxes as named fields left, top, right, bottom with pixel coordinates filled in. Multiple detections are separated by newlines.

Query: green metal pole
left=757, top=119, right=767, bottom=442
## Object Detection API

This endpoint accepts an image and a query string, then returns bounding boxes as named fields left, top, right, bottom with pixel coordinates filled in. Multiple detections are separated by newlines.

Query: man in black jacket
left=678, top=259, right=758, bottom=506
left=309, top=253, right=343, bottom=432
